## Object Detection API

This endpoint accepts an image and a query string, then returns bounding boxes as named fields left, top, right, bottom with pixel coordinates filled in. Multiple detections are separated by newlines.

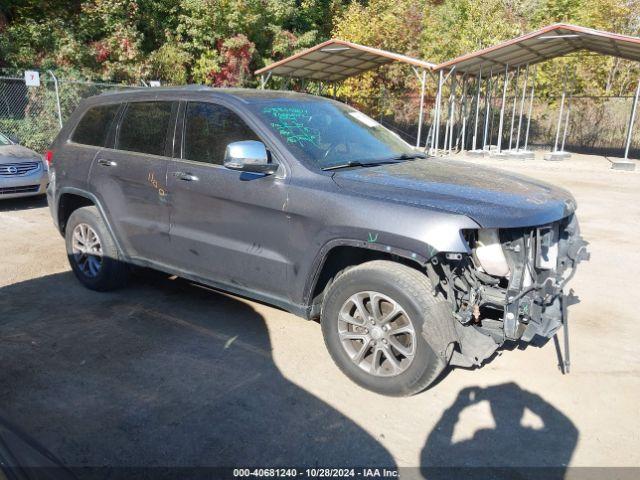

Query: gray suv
left=47, top=87, right=588, bottom=396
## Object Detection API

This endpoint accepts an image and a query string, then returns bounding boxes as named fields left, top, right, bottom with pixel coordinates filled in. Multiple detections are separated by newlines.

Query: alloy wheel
left=337, top=291, right=416, bottom=377
left=71, top=223, right=103, bottom=278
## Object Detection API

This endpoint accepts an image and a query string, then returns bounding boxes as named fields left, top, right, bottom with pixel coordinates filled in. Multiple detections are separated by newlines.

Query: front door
left=166, top=101, right=291, bottom=302
left=89, top=100, right=176, bottom=264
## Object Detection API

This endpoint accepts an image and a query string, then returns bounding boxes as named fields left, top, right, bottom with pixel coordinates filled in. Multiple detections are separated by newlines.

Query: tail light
left=44, top=150, right=54, bottom=166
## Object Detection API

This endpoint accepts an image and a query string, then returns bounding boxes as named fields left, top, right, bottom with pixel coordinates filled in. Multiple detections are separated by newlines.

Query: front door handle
left=174, top=171, right=199, bottom=182
left=97, top=159, right=117, bottom=167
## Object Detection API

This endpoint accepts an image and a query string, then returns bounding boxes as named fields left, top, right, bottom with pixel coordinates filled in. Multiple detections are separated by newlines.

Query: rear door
left=165, top=100, right=291, bottom=301
left=89, top=100, right=177, bottom=264
left=58, top=103, right=122, bottom=197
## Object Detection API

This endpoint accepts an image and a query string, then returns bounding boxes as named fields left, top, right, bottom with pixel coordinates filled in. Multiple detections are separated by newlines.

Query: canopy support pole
left=554, top=67, right=568, bottom=152
left=442, top=82, right=451, bottom=153
left=431, top=71, right=442, bottom=155
left=472, top=69, right=482, bottom=151
left=446, top=73, right=458, bottom=154
left=624, top=77, right=640, bottom=160
left=443, top=76, right=451, bottom=154
left=459, top=74, right=469, bottom=151
left=561, top=92, right=572, bottom=152
left=482, top=68, right=494, bottom=150
left=413, top=67, right=427, bottom=148
left=431, top=70, right=442, bottom=155
left=425, top=70, right=438, bottom=149
left=524, top=65, right=537, bottom=151
left=260, top=71, right=272, bottom=89
left=497, top=64, right=509, bottom=153
left=432, top=70, right=445, bottom=156
left=508, top=66, right=520, bottom=151
left=439, top=67, right=456, bottom=155
left=515, top=64, right=529, bottom=151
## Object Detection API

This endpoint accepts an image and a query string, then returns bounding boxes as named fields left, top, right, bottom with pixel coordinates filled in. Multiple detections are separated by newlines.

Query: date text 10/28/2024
left=233, top=468, right=399, bottom=478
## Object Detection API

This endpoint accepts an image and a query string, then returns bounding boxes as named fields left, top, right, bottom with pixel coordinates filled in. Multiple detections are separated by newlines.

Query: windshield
left=247, top=97, right=418, bottom=170
left=0, top=133, right=11, bottom=145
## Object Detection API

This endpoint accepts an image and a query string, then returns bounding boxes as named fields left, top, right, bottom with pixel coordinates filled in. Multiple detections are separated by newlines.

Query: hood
left=331, top=158, right=576, bottom=228
left=0, top=144, right=42, bottom=164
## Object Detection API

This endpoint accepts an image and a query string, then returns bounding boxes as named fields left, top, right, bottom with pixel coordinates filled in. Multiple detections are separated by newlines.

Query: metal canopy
left=255, top=39, right=435, bottom=82
left=436, top=23, right=640, bottom=74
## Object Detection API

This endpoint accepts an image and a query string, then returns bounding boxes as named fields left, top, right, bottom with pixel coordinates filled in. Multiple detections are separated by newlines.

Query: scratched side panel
left=165, top=162, right=292, bottom=300
left=89, top=149, right=171, bottom=262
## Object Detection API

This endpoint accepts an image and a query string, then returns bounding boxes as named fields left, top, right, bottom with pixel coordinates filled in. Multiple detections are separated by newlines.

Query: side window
left=71, top=104, right=120, bottom=147
left=116, top=101, right=174, bottom=156
left=183, top=102, right=259, bottom=165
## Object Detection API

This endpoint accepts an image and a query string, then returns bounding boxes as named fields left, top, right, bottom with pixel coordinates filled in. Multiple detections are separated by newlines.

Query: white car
left=0, top=133, right=49, bottom=199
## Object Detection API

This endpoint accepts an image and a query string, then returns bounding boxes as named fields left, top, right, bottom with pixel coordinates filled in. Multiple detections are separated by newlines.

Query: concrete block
left=609, top=159, right=636, bottom=171
left=466, top=149, right=489, bottom=158
left=544, top=151, right=572, bottom=161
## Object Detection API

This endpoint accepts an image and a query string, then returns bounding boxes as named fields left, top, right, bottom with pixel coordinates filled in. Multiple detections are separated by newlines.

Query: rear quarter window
left=71, top=104, right=120, bottom=147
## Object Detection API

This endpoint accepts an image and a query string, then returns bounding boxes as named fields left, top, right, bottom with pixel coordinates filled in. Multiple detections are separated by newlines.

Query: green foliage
left=421, top=0, right=522, bottom=62
left=147, top=42, right=192, bottom=84
left=0, top=0, right=342, bottom=85
left=0, top=0, right=638, bottom=97
left=332, top=0, right=427, bottom=118
left=192, top=51, right=222, bottom=85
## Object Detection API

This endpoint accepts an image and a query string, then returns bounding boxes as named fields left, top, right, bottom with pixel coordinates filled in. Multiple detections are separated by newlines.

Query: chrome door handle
left=174, top=171, right=199, bottom=182
left=97, top=159, right=117, bottom=167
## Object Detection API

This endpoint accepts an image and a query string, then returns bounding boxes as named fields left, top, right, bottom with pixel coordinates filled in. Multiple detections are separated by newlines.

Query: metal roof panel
left=435, top=23, right=640, bottom=73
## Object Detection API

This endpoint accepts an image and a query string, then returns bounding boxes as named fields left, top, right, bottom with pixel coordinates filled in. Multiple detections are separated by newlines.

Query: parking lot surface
left=1, top=153, right=639, bottom=476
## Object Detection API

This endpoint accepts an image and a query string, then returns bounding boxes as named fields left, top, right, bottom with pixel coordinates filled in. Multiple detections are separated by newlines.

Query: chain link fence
left=527, top=96, right=639, bottom=157
left=0, top=70, right=144, bottom=152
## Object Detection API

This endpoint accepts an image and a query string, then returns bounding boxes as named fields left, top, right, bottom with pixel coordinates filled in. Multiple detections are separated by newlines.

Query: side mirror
left=8, top=134, right=19, bottom=144
left=223, top=141, right=277, bottom=175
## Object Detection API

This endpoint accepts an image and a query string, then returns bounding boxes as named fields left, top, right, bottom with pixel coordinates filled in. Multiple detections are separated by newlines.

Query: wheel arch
left=304, top=238, right=435, bottom=318
left=56, top=187, right=125, bottom=255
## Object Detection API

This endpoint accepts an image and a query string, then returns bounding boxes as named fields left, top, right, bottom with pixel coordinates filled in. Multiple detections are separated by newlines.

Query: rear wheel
left=321, top=260, right=448, bottom=396
left=65, top=206, right=128, bottom=291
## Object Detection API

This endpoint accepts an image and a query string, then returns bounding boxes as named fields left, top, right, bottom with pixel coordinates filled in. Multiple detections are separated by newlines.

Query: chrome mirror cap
left=223, top=141, right=277, bottom=175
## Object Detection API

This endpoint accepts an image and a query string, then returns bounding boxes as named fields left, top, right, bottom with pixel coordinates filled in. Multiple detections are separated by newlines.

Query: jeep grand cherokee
left=47, top=87, right=588, bottom=396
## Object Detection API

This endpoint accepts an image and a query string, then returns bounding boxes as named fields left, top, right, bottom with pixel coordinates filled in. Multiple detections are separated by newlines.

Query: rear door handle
left=174, top=171, right=199, bottom=182
left=97, top=159, right=117, bottom=167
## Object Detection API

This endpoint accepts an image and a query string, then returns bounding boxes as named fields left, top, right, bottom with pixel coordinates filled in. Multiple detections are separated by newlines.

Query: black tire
left=65, top=206, right=129, bottom=291
left=321, top=260, right=449, bottom=396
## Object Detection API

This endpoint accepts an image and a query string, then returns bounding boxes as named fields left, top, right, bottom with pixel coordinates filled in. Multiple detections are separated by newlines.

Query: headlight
left=473, top=229, right=510, bottom=277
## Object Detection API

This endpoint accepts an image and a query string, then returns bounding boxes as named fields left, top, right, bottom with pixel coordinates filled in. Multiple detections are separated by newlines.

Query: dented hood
left=331, top=158, right=576, bottom=228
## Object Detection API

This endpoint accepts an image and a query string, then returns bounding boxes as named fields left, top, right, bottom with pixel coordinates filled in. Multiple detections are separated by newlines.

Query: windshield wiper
left=322, top=161, right=372, bottom=171
left=322, top=153, right=426, bottom=171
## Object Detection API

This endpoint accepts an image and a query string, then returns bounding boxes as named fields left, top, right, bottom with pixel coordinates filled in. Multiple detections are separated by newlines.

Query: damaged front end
left=426, top=214, right=589, bottom=370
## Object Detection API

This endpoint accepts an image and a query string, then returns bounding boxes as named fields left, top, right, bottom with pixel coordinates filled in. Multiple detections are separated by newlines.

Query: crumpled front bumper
left=503, top=215, right=590, bottom=344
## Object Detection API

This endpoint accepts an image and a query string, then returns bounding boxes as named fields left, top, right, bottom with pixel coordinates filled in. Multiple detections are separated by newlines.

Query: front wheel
left=321, top=260, right=448, bottom=396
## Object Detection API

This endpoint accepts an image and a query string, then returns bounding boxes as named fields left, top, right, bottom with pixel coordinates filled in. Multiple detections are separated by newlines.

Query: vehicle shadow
left=0, top=195, right=47, bottom=212
left=421, top=382, right=578, bottom=480
left=0, top=271, right=396, bottom=476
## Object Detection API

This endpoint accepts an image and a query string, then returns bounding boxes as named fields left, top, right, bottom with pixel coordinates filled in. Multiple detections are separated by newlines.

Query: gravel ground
left=0, top=152, right=638, bottom=478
